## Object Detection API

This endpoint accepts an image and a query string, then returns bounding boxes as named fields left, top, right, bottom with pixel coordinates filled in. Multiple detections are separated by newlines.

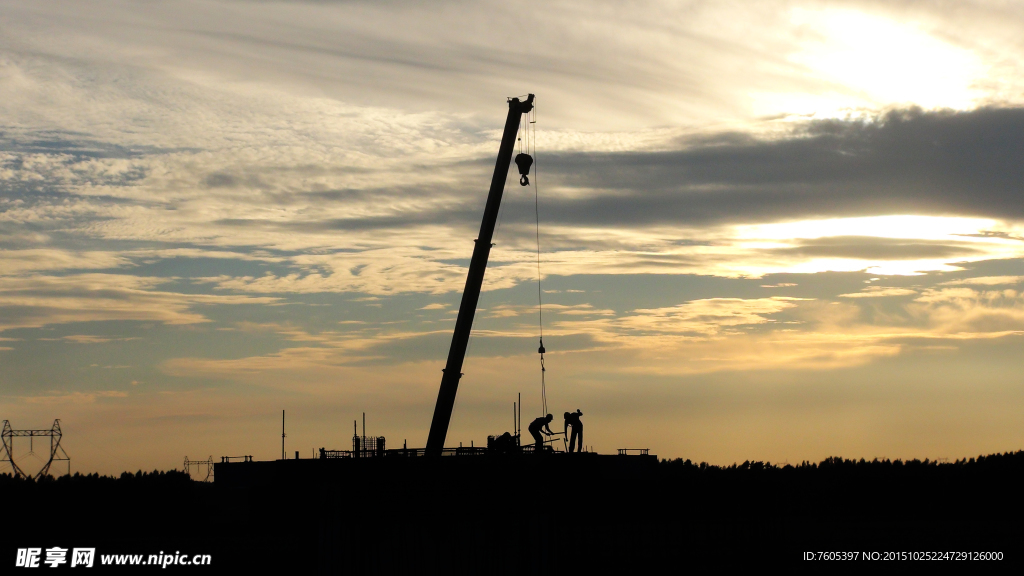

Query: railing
left=220, top=455, right=253, bottom=462
left=617, top=448, right=650, bottom=456
left=320, top=446, right=493, bottom=458
left=518, top=436, right=565, bottom=454
left=383, top=447, right=489, bottom=457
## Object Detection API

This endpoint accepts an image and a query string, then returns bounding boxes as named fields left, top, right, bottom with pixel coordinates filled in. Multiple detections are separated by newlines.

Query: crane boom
left=425, top=94, right=535, bottom=456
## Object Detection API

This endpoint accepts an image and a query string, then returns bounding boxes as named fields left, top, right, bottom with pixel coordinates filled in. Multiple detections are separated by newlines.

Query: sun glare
left=753, top=9, right=986, bottom=118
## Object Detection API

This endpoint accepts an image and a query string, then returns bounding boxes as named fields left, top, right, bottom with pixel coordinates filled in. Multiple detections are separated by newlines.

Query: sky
left=3, top=0, right=1024, bottom=475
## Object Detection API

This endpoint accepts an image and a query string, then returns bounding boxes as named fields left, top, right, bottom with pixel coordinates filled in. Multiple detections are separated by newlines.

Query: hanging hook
left=515, top=153, right=533, bottom=187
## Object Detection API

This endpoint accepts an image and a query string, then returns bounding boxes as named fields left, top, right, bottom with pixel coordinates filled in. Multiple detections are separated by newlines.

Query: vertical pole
left=282, top=410, right=285, bottom=460
left=425, top=95, right=534, bottom=456
left=362, top=412, right=365, bottom=456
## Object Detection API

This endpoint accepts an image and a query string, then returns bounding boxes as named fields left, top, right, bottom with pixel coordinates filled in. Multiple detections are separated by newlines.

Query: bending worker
left=528, top=414, right=555, bottom=452
left=564, top=409, right=583, bottom=453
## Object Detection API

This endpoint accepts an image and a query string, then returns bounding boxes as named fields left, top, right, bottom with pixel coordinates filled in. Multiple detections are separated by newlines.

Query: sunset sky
left=3, top=0, right=1024, bottom=475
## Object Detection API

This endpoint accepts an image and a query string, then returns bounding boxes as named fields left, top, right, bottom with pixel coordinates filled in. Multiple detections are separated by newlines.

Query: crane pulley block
left=515, top=153, right=533, bottom=186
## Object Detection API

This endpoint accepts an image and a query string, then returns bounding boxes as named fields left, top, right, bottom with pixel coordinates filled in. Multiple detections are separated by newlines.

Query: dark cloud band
left=526, top=107, right=1024, bottom=226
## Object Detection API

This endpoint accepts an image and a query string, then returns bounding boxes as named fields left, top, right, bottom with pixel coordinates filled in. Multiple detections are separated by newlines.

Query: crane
left=424, top=94, right=535, bottom=456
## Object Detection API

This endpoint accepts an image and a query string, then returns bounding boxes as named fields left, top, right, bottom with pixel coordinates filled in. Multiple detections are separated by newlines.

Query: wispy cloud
left=839, top=286, right=918, bottom=298
left=21, top=390, right=129, bottom=404
left=0, top=274, right=278, bottom=332
left=940, top=275, right=1024, bottom=286
left=59, top=335, right=139, bottom=344
left=0, top=250, right=130, bottom=275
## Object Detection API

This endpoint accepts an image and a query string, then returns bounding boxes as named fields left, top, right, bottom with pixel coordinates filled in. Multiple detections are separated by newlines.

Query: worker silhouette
left=528, top=414, right=554, bottom=452
left=564, top=409, right=583, bottom=453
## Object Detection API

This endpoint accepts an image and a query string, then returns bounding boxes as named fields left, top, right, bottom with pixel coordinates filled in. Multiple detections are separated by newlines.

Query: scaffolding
left=2, top=420, right=71, bottom=480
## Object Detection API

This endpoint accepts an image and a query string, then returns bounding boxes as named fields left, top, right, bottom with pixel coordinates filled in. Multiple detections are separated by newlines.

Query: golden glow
left=736, top=215, right=1002, bottom=242
left=753, top=9, right=986, bottom=117
left=729, top=215, right=1024, bottom=276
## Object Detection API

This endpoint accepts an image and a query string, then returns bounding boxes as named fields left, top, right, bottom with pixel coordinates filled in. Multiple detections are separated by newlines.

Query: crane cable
left=522, top=102, right=547, bottom=418
left=515, top=99, right=547, bottom=419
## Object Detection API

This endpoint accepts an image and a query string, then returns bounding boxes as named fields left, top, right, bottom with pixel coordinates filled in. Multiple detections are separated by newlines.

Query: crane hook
left=515, top=153, right=533, bottom=187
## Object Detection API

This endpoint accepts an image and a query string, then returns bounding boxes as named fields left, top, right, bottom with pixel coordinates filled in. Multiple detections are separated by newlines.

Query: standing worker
left=564, top=409, right=583, bottom=453
left=528, top=414, right=555, bottom=452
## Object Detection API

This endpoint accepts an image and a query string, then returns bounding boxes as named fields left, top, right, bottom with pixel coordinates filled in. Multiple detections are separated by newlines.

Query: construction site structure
left=2, top=419, right=71, bottom=479
left=217, top=95, right=651, bottom=486
left=316, top=430, right=591, bottom=459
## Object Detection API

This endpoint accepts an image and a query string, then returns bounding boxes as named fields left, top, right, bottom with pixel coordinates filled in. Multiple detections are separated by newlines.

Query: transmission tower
left=183, top=455, right=215, bottom=482
left=2, top=420, right=71, bottom=479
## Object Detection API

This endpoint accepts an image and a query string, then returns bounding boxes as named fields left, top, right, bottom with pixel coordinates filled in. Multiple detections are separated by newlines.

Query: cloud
left=0, top=249, right=130, bottom=275
left=535, top=107, right=1024, bottom=227
left=11, top=0, right=1024, bottom=128
left=0, top=274, right=279, bottom=332
left=157, top=323, right=460, bottom=392
left=21, top=390, right=129, bottom=404
left=59, top=335, right=140, bottom=344
left=161, top=294, right=904, bottom=379
left=5, top=14, right=1024, bottom=295
left=128, top=248, right=286, bottom=263
left=839, top=286, right=918, bottom=298
left=910, top=287, right=1024, bottom=335
left=940, top=275, right=1024, bottom=286
left=485, top=303, right=613, bottom=318
left=530, top=288, right=1024, bottom=375
left=614, top=298, right=803, bottom=336
left=769, top=236, right=983, bottom=260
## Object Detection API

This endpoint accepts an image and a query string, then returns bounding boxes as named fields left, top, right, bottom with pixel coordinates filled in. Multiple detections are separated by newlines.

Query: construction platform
left=214, top=449, right=658, bottom=489
left=208, top=449, right=665, bottom=573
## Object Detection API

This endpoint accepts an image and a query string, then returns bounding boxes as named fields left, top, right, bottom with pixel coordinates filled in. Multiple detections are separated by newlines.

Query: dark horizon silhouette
left=5, top=450, right=1021, bottom=571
